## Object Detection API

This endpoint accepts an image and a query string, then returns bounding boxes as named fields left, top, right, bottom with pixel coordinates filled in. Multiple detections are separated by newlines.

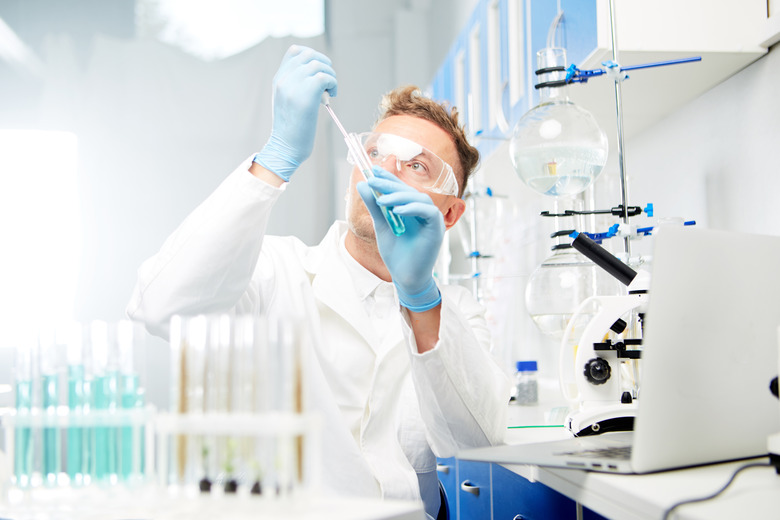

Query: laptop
left=461, top=226, right=780, bottom=474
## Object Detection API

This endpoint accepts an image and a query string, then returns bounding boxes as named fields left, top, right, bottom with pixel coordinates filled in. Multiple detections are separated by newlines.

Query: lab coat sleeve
left=126, top=156, right=283, bottom=337
left=404, top=287, right=510, bottom=457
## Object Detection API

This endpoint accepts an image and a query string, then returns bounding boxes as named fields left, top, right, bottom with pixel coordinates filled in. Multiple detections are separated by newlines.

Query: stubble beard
left=345, top=186, right=377, bottom=245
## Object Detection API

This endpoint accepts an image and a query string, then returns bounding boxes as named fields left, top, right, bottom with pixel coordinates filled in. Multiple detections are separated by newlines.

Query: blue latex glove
left=254, top=45, right=338, bottom=181
left=356, top=167, right=444, bottom=312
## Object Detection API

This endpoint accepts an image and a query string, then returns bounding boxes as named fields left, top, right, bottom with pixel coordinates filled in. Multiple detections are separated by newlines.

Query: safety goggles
left=347, top=132, right=460, bottom=196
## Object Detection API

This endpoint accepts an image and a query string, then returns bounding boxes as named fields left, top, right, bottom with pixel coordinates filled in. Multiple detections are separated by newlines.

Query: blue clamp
left=637, top=226, right=654, bottom=236
left=565, top=64, right=578, bottom=82
left=644, top=203, right=654, bottom=217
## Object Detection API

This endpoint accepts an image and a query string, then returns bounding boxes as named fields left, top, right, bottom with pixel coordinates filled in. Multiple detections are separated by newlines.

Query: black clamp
left=593, top=339, right=643, bottom=359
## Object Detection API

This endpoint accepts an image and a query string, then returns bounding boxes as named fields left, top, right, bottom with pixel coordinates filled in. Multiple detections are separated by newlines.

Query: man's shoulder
left=261, top=221, right=344, bottom=272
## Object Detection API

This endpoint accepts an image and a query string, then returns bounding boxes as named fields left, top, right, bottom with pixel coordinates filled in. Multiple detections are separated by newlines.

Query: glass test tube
left=39, top=327, right=62, bottom=486
left=66, top=322, right=86, bottom=485
left=206, top=315, right=231, bottom=492
left=14, top=344, right=34, bottom=488
left=168, top=315, right=184, bottom=487
left=232, top=316, right=258, bottom=493
left=213, top=315, right=236, bottom=493
left=270, top=317, right=299, bottom=496
left=172, top=315, right=208, bottom=490
left=91, top=320, right=118, bottom=483
left=38, top=322, right=74, bottom=486
left=81, top=322, right=95, bottom=484
left=118, top=320, right=144, bottom=481
left=250, top=315, right=270, bottom=495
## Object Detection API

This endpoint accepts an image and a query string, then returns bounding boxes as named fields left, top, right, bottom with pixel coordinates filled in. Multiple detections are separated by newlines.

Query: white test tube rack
left=1, top=408, right=321, bottom=513
left=154, top=410, right=321, bottom=498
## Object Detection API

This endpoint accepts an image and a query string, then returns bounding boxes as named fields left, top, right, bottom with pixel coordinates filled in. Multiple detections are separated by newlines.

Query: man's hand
left=357, top=167, right=444, bottom=312
left=254, top=45, right=337, bottom=182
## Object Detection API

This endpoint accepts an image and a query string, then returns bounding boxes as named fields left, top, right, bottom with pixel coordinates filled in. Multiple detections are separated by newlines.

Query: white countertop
left=0, top=485, right=426, bottom=520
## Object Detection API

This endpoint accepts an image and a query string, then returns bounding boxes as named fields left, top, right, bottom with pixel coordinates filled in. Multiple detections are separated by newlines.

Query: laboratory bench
left=450, top=401, right=780, bottom=520
left=0, top=482, right=426, bottom=520
left=0, top=444, right=426, bottom=520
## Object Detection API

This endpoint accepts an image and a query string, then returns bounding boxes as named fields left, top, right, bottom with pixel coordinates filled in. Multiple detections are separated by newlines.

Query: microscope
left=559, top=232, right=650, bottom=437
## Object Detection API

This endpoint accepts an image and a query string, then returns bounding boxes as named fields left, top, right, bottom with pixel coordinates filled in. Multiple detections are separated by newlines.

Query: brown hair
left=374, top=85, right=479, bottom=197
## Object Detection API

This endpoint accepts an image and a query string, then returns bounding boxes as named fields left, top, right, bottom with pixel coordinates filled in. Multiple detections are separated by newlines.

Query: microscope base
left=566, top=403, right=638, bottom=437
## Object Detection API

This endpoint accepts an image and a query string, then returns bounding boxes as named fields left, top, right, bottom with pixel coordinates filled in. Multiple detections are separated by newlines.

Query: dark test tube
left=571, top=232, right=637, bottom=286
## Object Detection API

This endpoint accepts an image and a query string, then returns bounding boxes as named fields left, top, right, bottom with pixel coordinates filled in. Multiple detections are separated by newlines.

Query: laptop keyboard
left=558, top=446, right=632, bottom=460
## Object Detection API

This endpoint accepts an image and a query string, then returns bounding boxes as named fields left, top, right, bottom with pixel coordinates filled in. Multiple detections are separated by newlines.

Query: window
left=136, top=0, right=325, bottom=61
left=0, top=130, right=80, bottom=326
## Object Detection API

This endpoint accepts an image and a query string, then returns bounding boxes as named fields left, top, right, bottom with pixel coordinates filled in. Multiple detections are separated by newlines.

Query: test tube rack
left=0, top=314, right=321, bottom=516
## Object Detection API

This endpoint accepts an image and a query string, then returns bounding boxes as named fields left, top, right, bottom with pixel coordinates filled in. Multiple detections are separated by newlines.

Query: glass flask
left=509, top=47, right=608, bottom=197
left=525, top=247, right=622, bottom=341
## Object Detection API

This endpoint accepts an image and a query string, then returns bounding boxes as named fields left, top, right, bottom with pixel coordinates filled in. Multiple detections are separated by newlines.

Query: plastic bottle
left=512, top=361, right=539, bottom=406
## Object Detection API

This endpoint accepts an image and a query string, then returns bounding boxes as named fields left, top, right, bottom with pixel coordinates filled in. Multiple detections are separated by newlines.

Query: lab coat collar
left=304, top=221, right=396, bottom=349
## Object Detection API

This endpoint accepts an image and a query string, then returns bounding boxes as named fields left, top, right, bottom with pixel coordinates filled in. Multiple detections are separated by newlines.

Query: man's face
left=345, top=115, right=465, bottom=243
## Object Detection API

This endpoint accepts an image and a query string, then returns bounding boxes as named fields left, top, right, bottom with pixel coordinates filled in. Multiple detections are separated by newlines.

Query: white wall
left=625, top=45, right=780, bottom=237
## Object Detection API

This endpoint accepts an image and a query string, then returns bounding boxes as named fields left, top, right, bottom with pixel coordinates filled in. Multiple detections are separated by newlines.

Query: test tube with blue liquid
left=66, top=322, right=86, bottom=485
left=81, top=324, right=95, bottom=484
left=321, top=93, right=406, bottom=236
left=91, top=320, right=118, bottom=483
left=13, top=343, right=34, bottom=488
left=118, top=320, right=145, bottom=481
left=39, top=327, right=62, bottom=486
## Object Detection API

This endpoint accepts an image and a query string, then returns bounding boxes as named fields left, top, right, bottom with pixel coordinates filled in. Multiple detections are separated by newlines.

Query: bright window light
left=137, top=0, right=325, bottom=61
left=0, top=130, right=80, bottom=329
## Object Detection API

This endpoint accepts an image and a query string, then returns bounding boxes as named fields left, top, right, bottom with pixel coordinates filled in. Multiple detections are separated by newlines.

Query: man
left=127, top=45, right=509, bottom=519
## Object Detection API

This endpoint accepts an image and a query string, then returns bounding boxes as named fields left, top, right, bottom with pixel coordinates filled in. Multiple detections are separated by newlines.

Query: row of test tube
left=161, top=313, right=313, bottom=499
left=6, top=320, right=148, bottom=490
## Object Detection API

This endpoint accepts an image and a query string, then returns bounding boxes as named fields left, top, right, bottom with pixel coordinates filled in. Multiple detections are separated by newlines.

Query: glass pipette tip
left=321, top=94, right=405, bottom=236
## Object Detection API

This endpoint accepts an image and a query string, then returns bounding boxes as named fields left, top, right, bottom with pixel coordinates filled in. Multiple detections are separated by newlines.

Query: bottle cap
left=516, top=360, right=538, bottom=372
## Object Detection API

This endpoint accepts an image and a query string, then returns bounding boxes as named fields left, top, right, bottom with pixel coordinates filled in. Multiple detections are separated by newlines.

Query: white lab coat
left=127, top=156, right=510, bottom=517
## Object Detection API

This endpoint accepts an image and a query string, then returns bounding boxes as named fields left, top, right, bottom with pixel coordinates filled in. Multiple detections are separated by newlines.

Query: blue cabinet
left=458, top=460, right=492, bottom=520
left=492, top=463, right=575, bottom=520
left=492, top=463, right=609, bottom=520
left=441, top=458, right=608, bottom=520
left=437, top=457, right=458, bottom=519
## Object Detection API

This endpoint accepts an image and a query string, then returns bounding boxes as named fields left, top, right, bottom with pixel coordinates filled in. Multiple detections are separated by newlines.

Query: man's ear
left=442, top=197, right=466, bottom=230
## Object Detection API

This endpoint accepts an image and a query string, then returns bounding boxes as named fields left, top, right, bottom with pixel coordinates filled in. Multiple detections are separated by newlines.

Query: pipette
left=321, top=94, right=405, bottom=236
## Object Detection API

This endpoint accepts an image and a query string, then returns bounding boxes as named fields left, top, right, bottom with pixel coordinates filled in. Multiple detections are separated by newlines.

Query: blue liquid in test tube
left=94, top=370, right=118, bottom=482
left=82, top=375, right=94, bottom=482
left=42, top=372, right=60, bottom=485
left=14, top=379, right=33, bottom=488
left=67, top=364, right=85, bottom=484
left=120, top=373, right=144, bottom=480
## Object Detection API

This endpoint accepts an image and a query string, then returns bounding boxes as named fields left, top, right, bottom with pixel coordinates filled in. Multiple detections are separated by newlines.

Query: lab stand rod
left=621, top=57, right=701, bottom=72
left=468, top=195, right=480, bottom=301
left=609, top=0, right=631, bottom=257
left=569, top=57, right=703, bottom=81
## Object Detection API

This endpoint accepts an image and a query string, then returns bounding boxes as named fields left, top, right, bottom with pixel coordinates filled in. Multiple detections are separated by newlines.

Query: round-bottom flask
left=509, top=47, right=608, bottom=198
